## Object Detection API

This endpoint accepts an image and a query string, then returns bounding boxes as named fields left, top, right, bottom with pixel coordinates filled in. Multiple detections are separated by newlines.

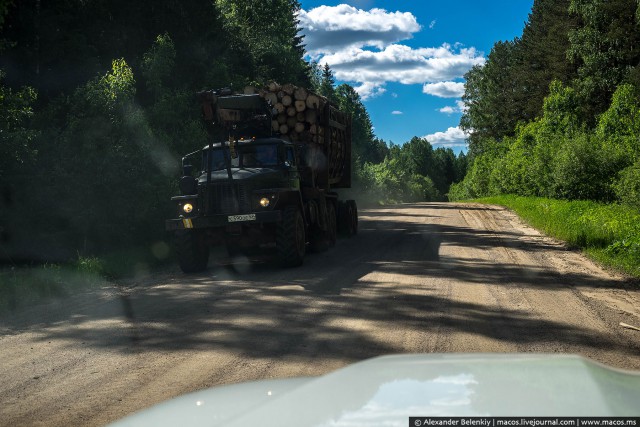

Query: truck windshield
left=240, top=144, right=279, bottom=167
left=202, top=147, right=239, bottom=172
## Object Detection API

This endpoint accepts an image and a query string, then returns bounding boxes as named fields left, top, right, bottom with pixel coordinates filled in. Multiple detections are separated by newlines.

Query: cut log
left=274, top=103, right=285, bottom=114
left=265, top=92, right=278, bottom=106
left=282, top=83, right=295, bottom=95
left=305, top=109, right=317, bottom=124
left=294, top=122, right=305, bottom=133
left=306, top=94, right=320, bottom=109
left=287, top=116, right=297, bottom=128
left=268, top=81, right=280, bottom=92
left=271, top=120, right=279, bottom=132
left=294, top=100, right=306, bottom=112
left=286, top=106, right=297, bottom=117
left=282, top=95, right=292, bottom=107
left=279, top=124, right=289, bottom=134
left=294, top=86, right=308, bottom=101
left=296, top=112, right=305, bottom=122
left=277, top=114, right=287, bottom=124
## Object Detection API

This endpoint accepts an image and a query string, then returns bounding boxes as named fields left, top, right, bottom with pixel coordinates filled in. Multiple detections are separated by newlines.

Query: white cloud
left=424, top=127, right=469, bottom=148
left=298, top=5, right=420, bottom=55
left=299, top=5, right=484, bottom=101
left=423, top=81, right=465, bottom=98
left=323, top=43, right=484, bottom=88
left=391, top=110, right=403, bottom=115
left=439, top=100, right=468, bottom=115
left=429, top=20, right=437, bottom=29
left=354, top=82, right=387, bottom=100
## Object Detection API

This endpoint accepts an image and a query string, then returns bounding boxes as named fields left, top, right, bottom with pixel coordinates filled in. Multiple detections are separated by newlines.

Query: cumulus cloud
left=298, top=5, right=484, bottom=100
left=298, top=5, right=420, bottom=55
left=439, top=101, right=467, bottom=115
left=429, top=20, right=437, bottom=29
left=423, top=81, right=465, bottom=98
left=391, top=111, right=403, bottom=115
left=323, top=43, right=484, bottom=87
left=354, top=82, right=387, bottom=99
left=424, top=127, right=469, bottom=148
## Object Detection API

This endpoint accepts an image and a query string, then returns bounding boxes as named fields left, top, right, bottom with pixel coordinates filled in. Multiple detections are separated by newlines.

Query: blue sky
left=297, top=0, right=534, bottom=152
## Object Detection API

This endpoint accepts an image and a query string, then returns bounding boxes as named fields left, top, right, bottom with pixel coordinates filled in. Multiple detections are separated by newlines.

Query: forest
left=0, top=0, right=463, bottom=272
left=451, top=0, right=640, bottom=209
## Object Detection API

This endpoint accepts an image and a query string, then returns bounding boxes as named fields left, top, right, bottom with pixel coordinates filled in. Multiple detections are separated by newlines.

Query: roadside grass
left=0, top=241, right=172, bottom=313
left=471, top=195, right=640, bottom=279
left=0, top=259, right=107, bottom=313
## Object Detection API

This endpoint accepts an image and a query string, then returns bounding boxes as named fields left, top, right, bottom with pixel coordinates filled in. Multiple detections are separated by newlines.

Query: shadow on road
left=2, top=203, right=638, bottom=365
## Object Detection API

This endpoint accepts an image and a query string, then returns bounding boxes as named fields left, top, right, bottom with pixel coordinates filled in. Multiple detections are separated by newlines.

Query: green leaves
left=0, top=71, right=38, bottom=178
left=141, top=34, right=176, bottom=96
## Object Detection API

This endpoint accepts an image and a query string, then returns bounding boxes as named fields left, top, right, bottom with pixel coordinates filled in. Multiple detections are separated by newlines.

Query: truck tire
left=309, top=201, right=337, bottom=252
left=338, top=200, right=358, bottom=237
left=174, top=229, right=209, bottom=273
left=347, top=200, right=358, bottom=236
left=327, top=201, right=337, bottom=247
left=276, top=206, right=305, bottom=267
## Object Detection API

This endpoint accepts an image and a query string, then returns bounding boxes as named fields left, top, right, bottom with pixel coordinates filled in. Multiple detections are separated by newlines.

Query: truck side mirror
left=183, top=164, right=193, bottom=177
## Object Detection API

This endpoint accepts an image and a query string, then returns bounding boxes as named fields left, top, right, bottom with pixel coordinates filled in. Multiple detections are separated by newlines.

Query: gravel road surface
left=1, top=203, right=639, bottom=426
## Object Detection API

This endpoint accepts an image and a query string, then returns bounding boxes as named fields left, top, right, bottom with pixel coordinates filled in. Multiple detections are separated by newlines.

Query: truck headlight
left=183, top=203, right=194, bottom=213
left=259, top=197, right=270, bottom=207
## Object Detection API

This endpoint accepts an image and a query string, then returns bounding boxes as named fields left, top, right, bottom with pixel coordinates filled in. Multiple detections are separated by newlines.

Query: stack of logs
left=243, top=82, right=328, bottom=145
left=243, top=82, right=349, bottom=183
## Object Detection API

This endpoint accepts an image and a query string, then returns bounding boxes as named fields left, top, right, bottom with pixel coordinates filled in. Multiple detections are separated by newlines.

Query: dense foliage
left=453, top=0, right=640, bottom=213
left=0, top=0, right=310, bottom=266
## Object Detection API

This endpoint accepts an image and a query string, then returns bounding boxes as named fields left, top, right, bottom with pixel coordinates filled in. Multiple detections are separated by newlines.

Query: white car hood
left=111, top=354, right=640, bottom=427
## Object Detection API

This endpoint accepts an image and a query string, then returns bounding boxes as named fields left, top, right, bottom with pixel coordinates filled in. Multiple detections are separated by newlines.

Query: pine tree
left=518, top=0, right=578, bottom=122
left=319, top=63, right=337, bottom=103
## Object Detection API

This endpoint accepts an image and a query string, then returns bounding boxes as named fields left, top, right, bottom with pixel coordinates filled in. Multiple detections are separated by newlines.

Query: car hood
left=110, top=354, right=640, bottom=427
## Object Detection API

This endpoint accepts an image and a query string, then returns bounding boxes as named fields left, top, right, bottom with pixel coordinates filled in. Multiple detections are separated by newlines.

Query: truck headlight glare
left=183, top=203, right=193, bottom=213
left=259, top=197, right=270, bottom=207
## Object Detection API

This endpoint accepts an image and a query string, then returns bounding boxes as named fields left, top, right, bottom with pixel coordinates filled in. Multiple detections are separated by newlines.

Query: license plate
left=228, top=214, right=256, bottom=223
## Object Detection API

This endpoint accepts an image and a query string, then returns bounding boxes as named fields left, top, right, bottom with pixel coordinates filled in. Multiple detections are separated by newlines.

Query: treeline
left=0, top=0, right=312, bottom=264
left=451, top=0, right=640, bottom=209
left=311, top=64, right=467, bottom=204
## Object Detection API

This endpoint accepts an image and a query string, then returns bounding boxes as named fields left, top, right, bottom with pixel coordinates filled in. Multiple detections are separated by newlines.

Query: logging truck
left=165, top=84, right=357, bottom=272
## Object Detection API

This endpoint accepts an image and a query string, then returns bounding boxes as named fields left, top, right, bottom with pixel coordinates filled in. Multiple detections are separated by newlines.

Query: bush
left=615, top=161, right=640, bottom=209
left=551, top=133, right=616, bottom=201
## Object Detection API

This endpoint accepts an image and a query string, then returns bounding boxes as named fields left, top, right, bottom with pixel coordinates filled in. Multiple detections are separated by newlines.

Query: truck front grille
left=207, top=182, right=250, bottom=214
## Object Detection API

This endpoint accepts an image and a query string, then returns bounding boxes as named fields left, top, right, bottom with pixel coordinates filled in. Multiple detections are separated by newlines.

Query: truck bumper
left=166, top=210, right=282, bottom=231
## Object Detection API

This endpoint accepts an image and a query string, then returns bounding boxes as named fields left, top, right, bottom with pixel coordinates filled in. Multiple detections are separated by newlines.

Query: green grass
left=0, top=260, right=107, bottom=313
left=472, top=195, right=640, bottom=279
left=0, top=241, right=173, bottom=313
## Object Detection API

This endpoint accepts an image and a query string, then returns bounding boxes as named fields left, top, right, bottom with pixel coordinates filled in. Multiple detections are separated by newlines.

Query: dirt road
left=1, top=203, right=639, bottom=426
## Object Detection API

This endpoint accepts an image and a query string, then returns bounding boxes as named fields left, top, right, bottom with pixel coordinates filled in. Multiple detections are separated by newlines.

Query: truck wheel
left=327, top=201, right=337, bottom=247
left=226, top=241, right=242, bottom=258
left=276, top=206, right=305, bottom=267
left=347, top=200, right=358, bottom=236
left=174, top=229, right=209, bottom=273
left=338, top=200, right=358, bottom=237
